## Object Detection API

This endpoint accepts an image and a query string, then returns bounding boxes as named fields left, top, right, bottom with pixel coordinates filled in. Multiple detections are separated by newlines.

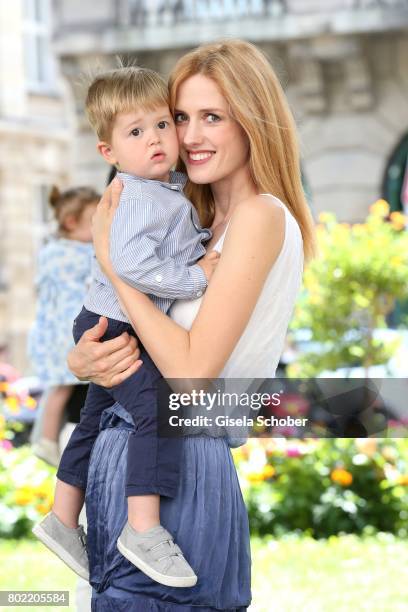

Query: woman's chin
left=186, top=167, right=219, bottom=185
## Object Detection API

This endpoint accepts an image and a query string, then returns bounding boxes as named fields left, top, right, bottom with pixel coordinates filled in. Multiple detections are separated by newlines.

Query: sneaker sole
left=117, top=538, right=197, bottom=588
left=32, top=523, right=89, bottom=581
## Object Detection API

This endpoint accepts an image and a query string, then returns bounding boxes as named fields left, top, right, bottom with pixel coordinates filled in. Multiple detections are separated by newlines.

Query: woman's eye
left=206, top=113, right=221, bottom=123
left=130, top=128, right=141, bottom=136
left=157, top=121, right=168, bottom=129
left=174, top=113, right=188, bottom=124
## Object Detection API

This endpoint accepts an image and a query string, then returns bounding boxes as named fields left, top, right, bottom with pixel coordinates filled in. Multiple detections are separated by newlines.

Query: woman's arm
left=94, top=183, right=285, bottom=379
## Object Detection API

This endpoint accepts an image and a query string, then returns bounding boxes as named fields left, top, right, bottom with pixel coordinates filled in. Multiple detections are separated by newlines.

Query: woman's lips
left=186, top=151, right=214, bottom=165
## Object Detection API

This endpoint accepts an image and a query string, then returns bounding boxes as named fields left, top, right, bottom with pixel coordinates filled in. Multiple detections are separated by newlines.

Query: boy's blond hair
left=86, top=66, right=169, bottom=142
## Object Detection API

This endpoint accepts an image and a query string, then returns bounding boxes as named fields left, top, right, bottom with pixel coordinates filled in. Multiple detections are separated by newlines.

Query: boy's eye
left=174, top=112, right=188, bottom=124
left=157, top=120, right=169, bottom=129
left=206, top=113, right=220, bottom=123
left=130, top=128, right=141, bottom=136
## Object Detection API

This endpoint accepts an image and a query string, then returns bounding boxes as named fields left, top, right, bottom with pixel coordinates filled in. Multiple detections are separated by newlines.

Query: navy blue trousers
left=57, top=307, right=181, bottom=498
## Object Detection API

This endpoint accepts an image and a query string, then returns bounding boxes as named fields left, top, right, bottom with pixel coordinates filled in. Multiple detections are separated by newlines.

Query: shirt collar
left=117, top=170, right=187, bottom=192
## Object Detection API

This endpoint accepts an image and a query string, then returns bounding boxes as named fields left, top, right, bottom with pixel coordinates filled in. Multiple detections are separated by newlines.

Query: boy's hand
left=197, top=250, right=221, bottom=282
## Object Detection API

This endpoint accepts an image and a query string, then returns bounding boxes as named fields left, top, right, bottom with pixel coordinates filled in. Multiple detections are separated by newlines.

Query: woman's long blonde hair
left=168, top=39, right=315, bottom=260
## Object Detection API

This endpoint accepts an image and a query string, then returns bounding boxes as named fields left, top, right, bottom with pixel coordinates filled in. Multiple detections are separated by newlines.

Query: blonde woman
left=68, top=40, right=315, bottom=611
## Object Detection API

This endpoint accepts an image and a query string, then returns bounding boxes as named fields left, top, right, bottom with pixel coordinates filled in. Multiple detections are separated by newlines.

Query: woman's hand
left=92, top=177, right=123, bottom=277
left=67, top=316, right=143, bottom=387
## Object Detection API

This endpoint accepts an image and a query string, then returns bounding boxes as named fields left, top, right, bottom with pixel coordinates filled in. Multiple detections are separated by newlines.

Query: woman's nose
left=181, top=120, right=203, bottom=146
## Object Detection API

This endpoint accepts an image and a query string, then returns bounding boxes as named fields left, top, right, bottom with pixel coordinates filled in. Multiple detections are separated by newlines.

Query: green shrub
left=289, top=201, right=408, bottom=377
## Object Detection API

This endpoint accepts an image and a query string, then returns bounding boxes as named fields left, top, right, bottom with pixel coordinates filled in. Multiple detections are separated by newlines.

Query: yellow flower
left=247, top=471, right=265, bottom=483
left=369, top=199, right=390, bottom=217
left=381, top=446, right=397, bottom=462
left=390, top=255, right=403, bottom=267
left=262, top=464, right=276, bottom=480
left=34, top=483, right=53, bottom=500
left=352, top=223, right=366, bottom=236
left=25, top=396, right=37, bottom=410
left=5, top=396, right=20, bottom=413
left=397, top=475, right=408, bottom=486
left=318, top=212, right=334, bottom=224
left=0, top=382, right=9, bottom=393
left=331, top=468, right=353, bottom=487
left=15, top=487, right=35, bottom=506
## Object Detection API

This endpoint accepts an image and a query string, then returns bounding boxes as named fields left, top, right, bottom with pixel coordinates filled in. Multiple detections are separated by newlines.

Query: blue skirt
left=86, top=405, right=251, bottom=611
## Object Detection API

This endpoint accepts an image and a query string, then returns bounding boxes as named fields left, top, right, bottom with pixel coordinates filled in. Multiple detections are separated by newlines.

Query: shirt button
left=196, top=290, right=203, bottom=297
left=156, top=274, right=163, bottom=283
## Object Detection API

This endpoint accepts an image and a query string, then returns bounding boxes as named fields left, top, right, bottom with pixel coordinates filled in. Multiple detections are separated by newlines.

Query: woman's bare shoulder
left=226, top=194, right=285, bottom=250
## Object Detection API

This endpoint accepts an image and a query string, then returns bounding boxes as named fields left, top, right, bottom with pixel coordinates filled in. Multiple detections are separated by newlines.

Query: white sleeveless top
left=169, top=195, right=304, bottom=378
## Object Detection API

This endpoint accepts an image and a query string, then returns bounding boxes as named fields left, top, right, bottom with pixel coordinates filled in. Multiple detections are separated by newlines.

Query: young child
left=33, top=67, right=218, bottom=587
left=29, top=187, right=99, bottom=466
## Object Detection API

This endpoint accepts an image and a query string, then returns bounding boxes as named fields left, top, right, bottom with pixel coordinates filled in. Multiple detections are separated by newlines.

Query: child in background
left=29, top=186, right=99, bottom=467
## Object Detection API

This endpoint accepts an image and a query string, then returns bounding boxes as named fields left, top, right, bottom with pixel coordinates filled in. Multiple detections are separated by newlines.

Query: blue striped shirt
left=85, top=171, right=211, bottom=322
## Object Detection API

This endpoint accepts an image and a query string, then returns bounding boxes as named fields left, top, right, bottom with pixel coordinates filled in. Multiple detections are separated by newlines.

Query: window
left=23, top=0, right=56, bottom=92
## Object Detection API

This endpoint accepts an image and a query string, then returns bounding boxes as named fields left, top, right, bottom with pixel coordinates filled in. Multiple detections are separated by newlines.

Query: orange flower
left=331, top=468, right=353, bottom=487
left=390, top=211, right=407, bottom=230
left=355, top=438, right=377, bottom=457
left=36, top=501, right=52, bottom=515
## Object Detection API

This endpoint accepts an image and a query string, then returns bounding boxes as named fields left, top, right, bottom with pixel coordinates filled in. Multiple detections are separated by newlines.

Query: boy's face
left=98, top=105, right=179, bottom=181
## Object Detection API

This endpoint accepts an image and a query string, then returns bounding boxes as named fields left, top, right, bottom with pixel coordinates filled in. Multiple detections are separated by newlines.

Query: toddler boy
left=33, top=67, right=217, bottom=588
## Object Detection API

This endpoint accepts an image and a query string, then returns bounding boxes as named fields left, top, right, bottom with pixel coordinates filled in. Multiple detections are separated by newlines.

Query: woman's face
left=174, top=74, right=249, bottom=186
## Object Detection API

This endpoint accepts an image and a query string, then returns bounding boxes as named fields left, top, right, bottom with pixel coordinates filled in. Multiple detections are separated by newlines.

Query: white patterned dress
left=28, top=238, right=94, bottom=386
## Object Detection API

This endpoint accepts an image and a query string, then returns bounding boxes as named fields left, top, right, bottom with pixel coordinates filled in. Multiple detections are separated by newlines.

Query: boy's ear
left=97, top=141, right=116, bottom=165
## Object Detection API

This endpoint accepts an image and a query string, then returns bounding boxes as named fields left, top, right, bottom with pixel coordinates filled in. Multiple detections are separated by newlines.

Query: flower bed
left=232, top=437, right=408, bottom=538
left=0, top=445, right=55, bottom=538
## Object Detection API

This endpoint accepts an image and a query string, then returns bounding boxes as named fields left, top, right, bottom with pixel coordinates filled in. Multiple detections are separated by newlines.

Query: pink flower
left=286, top=447, right=302, bottom=458
left=0, top=439, right=13, bottom=451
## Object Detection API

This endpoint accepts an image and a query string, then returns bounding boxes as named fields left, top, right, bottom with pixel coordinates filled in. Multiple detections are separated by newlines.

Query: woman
left=68, top=39, right=315, bottom=611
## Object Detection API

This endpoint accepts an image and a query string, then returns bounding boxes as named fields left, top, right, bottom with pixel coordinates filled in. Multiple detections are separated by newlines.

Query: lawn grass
left=250, top=533, right=408, bottom=612
left=0, top=534, right=407, bottom=611
left=0, top=539, right=77, bottom=612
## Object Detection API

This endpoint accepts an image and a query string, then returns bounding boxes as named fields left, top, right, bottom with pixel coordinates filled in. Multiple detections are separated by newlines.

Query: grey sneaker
left=117, top=523, right=197, bottom=588
left=32, top=438, right=60, bottom=467
left=32, top=512, right=89, bottom=581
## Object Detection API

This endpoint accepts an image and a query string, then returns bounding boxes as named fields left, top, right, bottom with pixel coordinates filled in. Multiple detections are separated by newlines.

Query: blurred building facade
left=54, top=0, right=408, bottom=220
left=2, top=0, right=408, bottom=370
left=0, top=0, right=75, bottom=371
